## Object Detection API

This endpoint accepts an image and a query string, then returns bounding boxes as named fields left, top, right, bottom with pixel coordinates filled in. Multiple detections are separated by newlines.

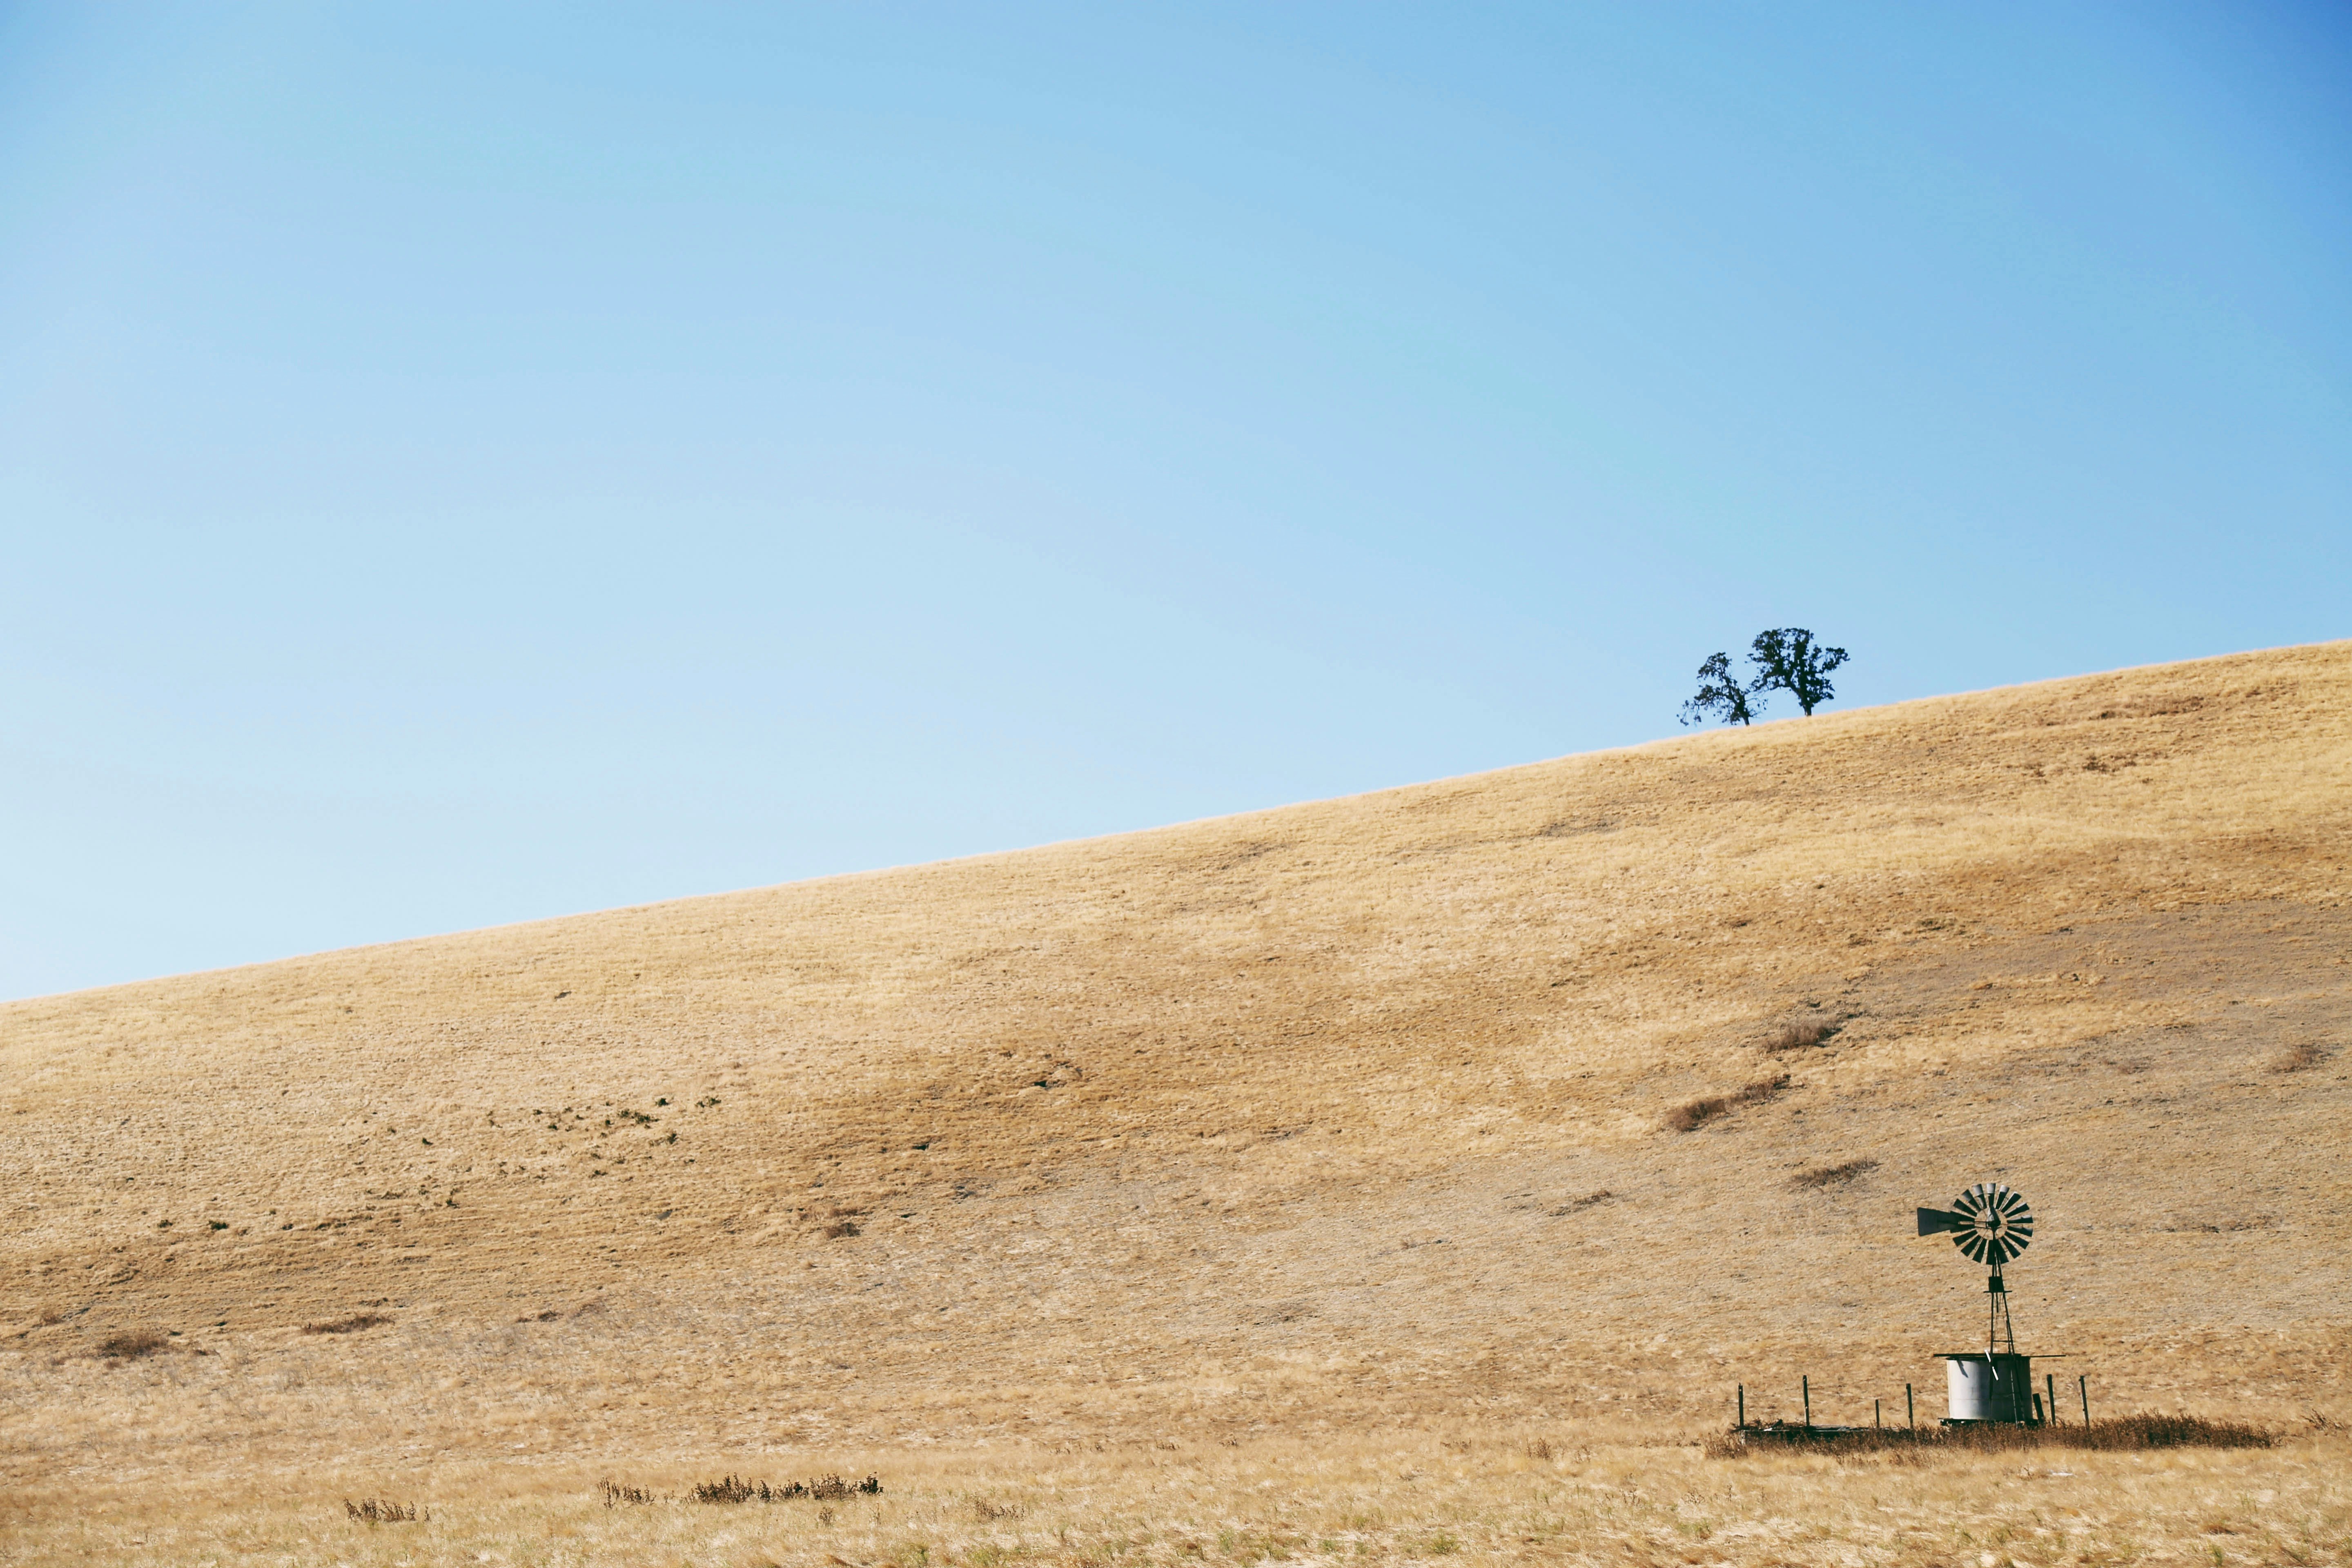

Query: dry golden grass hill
left=4, top=641, right=2350, bottom=1566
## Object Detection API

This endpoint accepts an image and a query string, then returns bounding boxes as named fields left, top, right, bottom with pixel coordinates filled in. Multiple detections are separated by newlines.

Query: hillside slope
left=3, top=642, right=2349, bottom=1491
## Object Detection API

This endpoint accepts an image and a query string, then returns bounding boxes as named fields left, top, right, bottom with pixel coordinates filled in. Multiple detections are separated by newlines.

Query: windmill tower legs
left=1987, top=1266, right=2017, bottom=1355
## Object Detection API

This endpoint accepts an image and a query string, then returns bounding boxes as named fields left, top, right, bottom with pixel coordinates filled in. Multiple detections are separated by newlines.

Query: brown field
left=4, top=641, right=2349, bottom=1566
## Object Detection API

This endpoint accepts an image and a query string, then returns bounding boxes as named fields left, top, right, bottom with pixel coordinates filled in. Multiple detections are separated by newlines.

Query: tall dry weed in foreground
left=342, top=1497, right=425, bottom=1521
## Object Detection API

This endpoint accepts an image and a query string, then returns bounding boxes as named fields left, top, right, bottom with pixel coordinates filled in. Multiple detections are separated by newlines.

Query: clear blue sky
left=4, top=4, right=2346, bottom=1001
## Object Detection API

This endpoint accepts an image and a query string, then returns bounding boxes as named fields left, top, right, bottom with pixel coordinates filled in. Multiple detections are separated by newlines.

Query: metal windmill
left=1919, top=1185, right=2032, bottom=1354
left=1917, top=1182, right=2043, bottom=1423
left=1917, top=1181, right=2033, bottom=1351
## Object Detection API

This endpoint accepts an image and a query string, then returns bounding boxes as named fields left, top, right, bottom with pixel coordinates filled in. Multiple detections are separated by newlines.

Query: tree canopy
left=1677, top=651, right=1762, bottom=727
left=1678, top=630, right=1849, bottom=726
left=1748, top=628, right=1849, bottom=716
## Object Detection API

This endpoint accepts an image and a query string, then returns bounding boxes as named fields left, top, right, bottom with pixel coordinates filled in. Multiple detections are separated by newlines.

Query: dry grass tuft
left=688, top=1473, right=882, bottom=1503
left=1764, top=1018, right=1841, bottom=1052
left=343, top=1497, right=425, bottom=1521
left=601, top=1479, right=659, bottom=1506
left=2269, top=1041, right=2329, bottom=1073
left=94, top=1328, right=170, bottom=1361
left=1667, top=1075, right=1789, bottom=1131
left=1792, top=1158, right=1879, bottom=1187
left=301, top=1312, right=392, bottom=1335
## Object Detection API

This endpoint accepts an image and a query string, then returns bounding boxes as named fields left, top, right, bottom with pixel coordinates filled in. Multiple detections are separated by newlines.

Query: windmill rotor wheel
left=1949, top=1182, right=2033, bottom=1266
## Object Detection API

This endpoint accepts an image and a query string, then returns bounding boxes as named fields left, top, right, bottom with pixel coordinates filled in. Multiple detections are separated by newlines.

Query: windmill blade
left=1917, top=1207, right=1963, bottom=1235
left=1995, top=1215, right=2032, bottom=1263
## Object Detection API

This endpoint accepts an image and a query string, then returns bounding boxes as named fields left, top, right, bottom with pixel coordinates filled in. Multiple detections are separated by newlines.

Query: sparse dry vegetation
left=92, top=1327, right=169, bottom=1362
left=341, top=1496, right=424, bottom=1521
left=8, top=1433, right=2351, bottom=1566
left=1765, top=1017, right=1842, bottom=1052
left=686, top=1472, right=880, bottom=1503
left=2, top=642, right=2349, bottom=1562
left=1793, top=1157, right=1879, bottom=1187
left=1717, top=1412, right=2277, bottom=1458
left=1667, top=1074, right=1789, bottom=1131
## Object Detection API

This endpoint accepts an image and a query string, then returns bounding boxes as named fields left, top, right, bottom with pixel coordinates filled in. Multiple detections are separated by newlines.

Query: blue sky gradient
left=4, top=3, right=2347, bottom=998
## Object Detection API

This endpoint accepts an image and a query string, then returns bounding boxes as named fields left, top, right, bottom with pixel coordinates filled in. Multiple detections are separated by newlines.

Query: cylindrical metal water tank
left=1943, top=1353, right=2034, bottom=1423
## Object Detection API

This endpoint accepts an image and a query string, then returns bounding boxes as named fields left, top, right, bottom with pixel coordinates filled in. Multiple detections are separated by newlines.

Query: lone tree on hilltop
left=1677, top=630, right=1851, bottom=726
left=1747, top=627, right=1848, bottom=716
left=1679, top=650, right=1762, bottom=727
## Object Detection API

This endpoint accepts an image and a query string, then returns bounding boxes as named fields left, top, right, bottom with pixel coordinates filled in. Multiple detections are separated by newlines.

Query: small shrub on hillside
left=601, top=1479, right=659, bottom=1506
left=96, top=1328, right=170, bottom=1361
left=303, top=1313, right=392, bottom=1335
left=1667, top=1076, right=1788, bottom=1132
left=1765, top=1019, right=1841, bottom=1053
left=1793, top=1158, right=1878, bottom=1188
